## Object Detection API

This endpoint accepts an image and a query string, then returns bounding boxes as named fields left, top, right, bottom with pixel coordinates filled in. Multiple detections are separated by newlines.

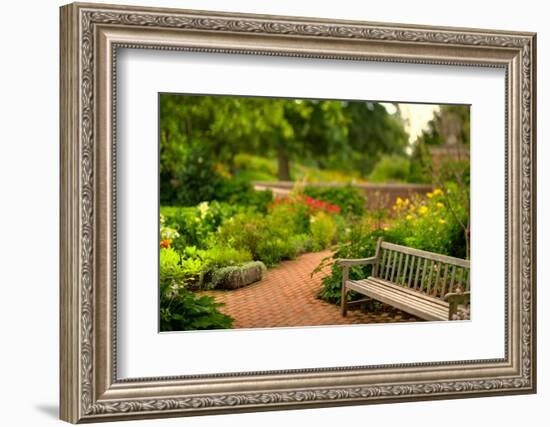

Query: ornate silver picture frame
left=60, top=2, right=536, bottom=423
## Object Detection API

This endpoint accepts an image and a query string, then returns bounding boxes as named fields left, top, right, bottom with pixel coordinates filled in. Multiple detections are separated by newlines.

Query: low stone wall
left=253, top=181, right=434, bottom=210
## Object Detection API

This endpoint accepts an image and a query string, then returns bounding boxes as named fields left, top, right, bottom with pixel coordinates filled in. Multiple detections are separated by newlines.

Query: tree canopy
left=160, top=94, right=409, bottom=203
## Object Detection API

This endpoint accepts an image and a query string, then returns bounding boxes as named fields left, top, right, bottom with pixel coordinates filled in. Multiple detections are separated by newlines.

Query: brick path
left=200, top=250, right=420, bottom=329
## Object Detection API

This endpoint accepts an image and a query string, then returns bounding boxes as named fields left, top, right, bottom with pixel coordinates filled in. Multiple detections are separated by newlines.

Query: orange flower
left=160, top=239, right=171, bottom=248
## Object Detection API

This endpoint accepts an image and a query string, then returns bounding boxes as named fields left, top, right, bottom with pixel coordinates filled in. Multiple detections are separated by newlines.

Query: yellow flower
left=383, top=226, right=390, bottom=231
left=433, top=188, right=444, bottom=196
left=409, top=205, right=416, bottom=212
left=436, top=202, right=444, bottom=209
left=396, top=197, right=403, bottom=205
left=418, top=206, right=429, bottom=215
left=439, top=218, right=446, bottom=224
left=406, top=214, right=413, bottom=221
left=426, top=192, right=433, bottom=199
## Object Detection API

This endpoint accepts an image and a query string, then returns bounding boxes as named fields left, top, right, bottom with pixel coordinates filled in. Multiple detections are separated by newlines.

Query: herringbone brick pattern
left=199, top=250, right=420, bottom=329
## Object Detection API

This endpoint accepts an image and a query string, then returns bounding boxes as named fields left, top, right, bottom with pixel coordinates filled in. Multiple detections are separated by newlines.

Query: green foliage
left=214, top=211, right=265, bottom=260
left=159, top=247, right=233, bottom=331
left=161, top=202, right=239, bottom=249
left=408, top=140, right=433, bottom=184
left=163, top=144, right=274, bottom=209
left=159, top=247, right=187, bottom=283
left=317, top=185, right=469, bottom=305
left=343, top=102, right=409, bottom=176
left=212, top=197, right=331, bottom=266
left=216, top=176, right=273, bottom=209
left=159, top=247, right=204, bottom=289
left=200, top=245, right=253, bottom=269
left=234, top=153, right=278, bottom=181
left=214, top=210, right=295, bottom=267
left=315, top=222, right=382, bottom=304
left=160, top=94, right=411, bottom=204
left=302, top=185, right=365, bottom=216
left=368, top=155, right=411, bottom=183
left=310, top=211, right=337, bottom=251
left=160, top=288, right=233, bottom=332
left=387, top=189, right=468, bottom=258
left=170, top=144, right=225, bottom=206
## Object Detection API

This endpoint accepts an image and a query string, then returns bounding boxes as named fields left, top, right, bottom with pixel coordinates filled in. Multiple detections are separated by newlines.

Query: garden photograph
left=158, top=93, right=471, bottom=332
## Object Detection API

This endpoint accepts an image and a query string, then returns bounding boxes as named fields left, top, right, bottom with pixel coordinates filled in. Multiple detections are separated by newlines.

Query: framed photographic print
left=60, top=2, right=537, bottom=423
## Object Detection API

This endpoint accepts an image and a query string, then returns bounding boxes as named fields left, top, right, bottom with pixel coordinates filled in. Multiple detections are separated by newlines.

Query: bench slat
left=347, top=281, right=448, bottom=318
left=427, top=260, right=435, bottom=295
left=414, top=255, right=421, bottom=290
left=448, top=265, right=456, bottom=295
left=396, top=252, right=403, bottom=284
left=404, top=254, right=409, bottom=285
left=441, top=263, right=449, bottom=298
left=390, top=251, right=398, bottom=282
left=365, top=278, right=449, bottom=309
left=456, top=267, right=464, bottom=292
left=421, top=258, right=428, bottom=292
left=381, top=241, right=470, bottom=268
left=347, top=280, right=448, bottom=321
left=382, top=248, right=389, bottom=279
left=385, top=250, right=390, bottom=280
left=407, top=255, right=415, bottom=287
left=364, top=286, right=449, bottom=319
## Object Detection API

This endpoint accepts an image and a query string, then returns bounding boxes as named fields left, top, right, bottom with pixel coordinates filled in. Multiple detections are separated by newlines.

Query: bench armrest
left=336, top=256, right=378, bottom=267
left=443, top=291, right=470, bottom=305
left=444, top=291, right=470, bottom=320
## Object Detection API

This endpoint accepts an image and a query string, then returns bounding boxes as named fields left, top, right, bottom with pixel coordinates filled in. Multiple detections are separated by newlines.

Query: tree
left=159, top=94, right=411, bottom=203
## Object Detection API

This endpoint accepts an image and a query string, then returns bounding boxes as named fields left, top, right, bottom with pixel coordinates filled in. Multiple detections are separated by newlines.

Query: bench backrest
left=373, top=239, right=470, bottom=299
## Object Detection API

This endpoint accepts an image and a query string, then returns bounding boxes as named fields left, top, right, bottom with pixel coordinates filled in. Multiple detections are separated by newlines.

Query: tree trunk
left=277, top=147, right=291, bottom=181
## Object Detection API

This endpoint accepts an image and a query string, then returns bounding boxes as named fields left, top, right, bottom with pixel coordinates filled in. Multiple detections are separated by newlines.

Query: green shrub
left=256, top=238, right=298, bottom=266
left=213, top=204, right=311, bottom=266
left=201, top=245, right=253, bottom=269
left=289, top=233, right=313, bottom=254
left=161, top=202, right=238, bottom=249
left=160, top=247, right=204, bottom=288
left=159, top=247, right=233, bottom=331
left=315, top=225, right=382, bottom=304
left=215, top=211, right=265, bottom=258
left=266, top=202, right=310, bottom=236
left=242, top=188, right=273, bottom=213
left=310, top=211, right=337, bottom=251
left=170, top=144, right=225, bottom=206
left=160, top=288, right=233, bottom=331
left=332, top=214, right=350, bottom=243
left=388, top=186, right=468, bottom=258
left=302, top=185, right=365, bottom=216
left=160, top=248, right=192, bottom=286
left=368, top=154, right=411, bottom=183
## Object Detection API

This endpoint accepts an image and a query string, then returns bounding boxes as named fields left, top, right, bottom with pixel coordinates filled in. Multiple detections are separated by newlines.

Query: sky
left=381, top=102, right=440, bottom=145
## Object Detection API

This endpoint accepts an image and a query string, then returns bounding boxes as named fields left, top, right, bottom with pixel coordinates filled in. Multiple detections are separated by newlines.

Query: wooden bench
left=337, top=238, right=470, bottom=321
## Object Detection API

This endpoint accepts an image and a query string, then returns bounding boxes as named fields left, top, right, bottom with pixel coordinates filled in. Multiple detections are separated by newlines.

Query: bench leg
left=341, top=292, right=347, bottom=316
left=341, top=266, right=349, bottom=317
